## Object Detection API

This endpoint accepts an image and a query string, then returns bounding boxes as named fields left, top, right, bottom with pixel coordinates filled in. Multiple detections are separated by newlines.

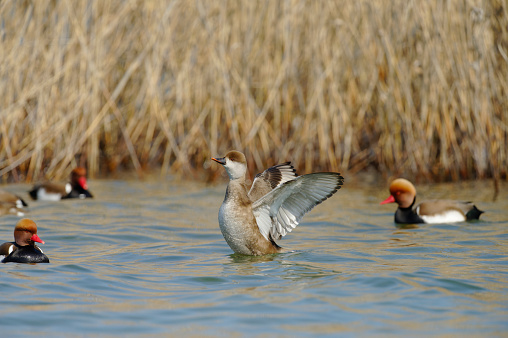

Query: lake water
left=1, top=176, right=507, bottom=336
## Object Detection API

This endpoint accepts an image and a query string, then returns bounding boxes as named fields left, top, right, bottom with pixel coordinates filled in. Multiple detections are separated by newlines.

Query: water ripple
left=0, top=180, right=507, bottom=336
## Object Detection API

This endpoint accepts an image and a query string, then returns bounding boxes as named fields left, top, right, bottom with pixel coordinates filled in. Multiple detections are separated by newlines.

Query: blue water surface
left=1, top=178, right=507, bottom=336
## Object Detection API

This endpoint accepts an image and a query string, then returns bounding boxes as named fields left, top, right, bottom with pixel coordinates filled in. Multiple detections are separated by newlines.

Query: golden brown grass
left=0, top=0, right=507, bottom=183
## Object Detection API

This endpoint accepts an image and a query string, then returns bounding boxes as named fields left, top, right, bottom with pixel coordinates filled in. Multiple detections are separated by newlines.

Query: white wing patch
left=252, top=173, right=342, bottom=240
left=275, top=165, right=297, bottom=186
left=37, top=188, right=63, bottom=201
left=418, top=207, right=466, bottom=224
left=15, top=200, right=24, bottom=208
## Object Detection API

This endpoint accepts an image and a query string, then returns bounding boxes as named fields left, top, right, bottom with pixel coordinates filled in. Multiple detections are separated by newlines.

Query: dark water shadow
left=395, top=223, right=420, bottom=229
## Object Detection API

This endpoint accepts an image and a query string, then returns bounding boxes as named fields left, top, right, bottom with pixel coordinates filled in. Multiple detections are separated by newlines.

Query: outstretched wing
left=248, top=162, right=297, bottom=202
left=252, top=172, right=344, bottom=240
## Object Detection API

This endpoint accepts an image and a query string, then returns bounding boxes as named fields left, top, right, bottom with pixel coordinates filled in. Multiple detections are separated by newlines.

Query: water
left=1, top=177, right=507, bottom=336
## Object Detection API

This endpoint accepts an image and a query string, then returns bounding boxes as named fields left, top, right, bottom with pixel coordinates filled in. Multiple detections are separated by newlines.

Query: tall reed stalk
left=0, top=0, right=507, bottom=183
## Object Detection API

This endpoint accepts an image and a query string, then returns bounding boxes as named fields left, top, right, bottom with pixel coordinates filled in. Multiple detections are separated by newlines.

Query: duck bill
left=78, top=176, right=88, bottom=190
left=212, top=157, right=226, bottom=165
left=380, top=195, right=396, bottom=205
left=30, top=233, right=45, bottom=244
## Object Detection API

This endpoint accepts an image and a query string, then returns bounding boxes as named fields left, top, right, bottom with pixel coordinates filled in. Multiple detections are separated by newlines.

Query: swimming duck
left=0, top=189, right=28, bottom=208
left=0, top=203, right=25, bottom=217
left=380, top=178, right=483, bottom=224
left=0, top=189, right=28, bottom=216
left=212, top=150, right=344, bottom=255
left=1, top=218, right=49, bottom=263
left=29, top=167, right=93, bottom=201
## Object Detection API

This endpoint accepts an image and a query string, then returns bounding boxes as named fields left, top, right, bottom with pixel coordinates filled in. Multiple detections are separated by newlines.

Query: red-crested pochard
left=381, top=178, right=483, bottom=224
left=212, top=150, right=344, bottom=255
left=1, top=218, right=49, bottom=263
left=29, top=167, right=93, bottom=201
left=0, top=189, right=28, bottom=216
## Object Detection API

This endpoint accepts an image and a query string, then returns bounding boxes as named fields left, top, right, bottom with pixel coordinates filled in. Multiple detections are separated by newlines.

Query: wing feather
left=248, top=162, right=297, bottom=202
left=252, top=172, right=344, bottom=241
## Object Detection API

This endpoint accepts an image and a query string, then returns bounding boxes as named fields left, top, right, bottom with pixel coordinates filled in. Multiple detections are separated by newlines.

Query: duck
left=380, top=178, right=483, bottom=224
left=0, top=189, right=28, bottom=216
left=0, top=203, right=25, bottom=217
left=29, top=167, right=93, bottom=201
left=0, top=189, right=28, bottom=208
left=1, top=218, right=49, bottom=263
left=212, top=150, right=344, bottom=255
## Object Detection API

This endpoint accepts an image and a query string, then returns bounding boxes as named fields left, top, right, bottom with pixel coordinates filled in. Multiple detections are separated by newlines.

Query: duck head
left=71, top=167, right=88, bottom=190
left=14, top=218, right=45, bottom=247
left=212, top=151, right=247, bottom=180
left=380, top=178, right=416, bottom=208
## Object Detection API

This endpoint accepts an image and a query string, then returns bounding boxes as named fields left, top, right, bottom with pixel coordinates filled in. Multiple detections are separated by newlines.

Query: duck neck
left=399, top=196, right=417, bottom=211
left=225, top=177, right=251, bottom=205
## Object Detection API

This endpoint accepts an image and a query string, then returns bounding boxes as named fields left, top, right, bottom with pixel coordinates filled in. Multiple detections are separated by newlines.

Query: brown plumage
left=29, top=167, right=93, bottom=200
left=0, top=189, right=28, bottom=216
left=381, top=178, right=484, bottom=224
left=212, top=150, right=344, bottom=255
left=1, top=218, right=49, bottom=263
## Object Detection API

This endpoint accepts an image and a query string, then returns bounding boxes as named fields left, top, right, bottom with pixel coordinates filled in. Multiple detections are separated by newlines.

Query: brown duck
left=212, top=151, right=344, bottom=255
left=0, top=189, right=28, bottom=216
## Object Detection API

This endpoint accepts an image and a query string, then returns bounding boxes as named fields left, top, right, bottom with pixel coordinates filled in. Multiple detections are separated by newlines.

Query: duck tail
left=466, top=205, right=484, bottom=220
left=28, top=188, right=38, bottom=200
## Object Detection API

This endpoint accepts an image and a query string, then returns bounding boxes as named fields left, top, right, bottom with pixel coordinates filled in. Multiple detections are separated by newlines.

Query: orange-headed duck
left=29, top=167, right=93, bottom=201
left=0, top=189, right=28, bottom=216
left=1, top=218, right=49, bottom=263
left=212, top=150, right=344, bottom=255
left=381, top=178, right=483, bottom=224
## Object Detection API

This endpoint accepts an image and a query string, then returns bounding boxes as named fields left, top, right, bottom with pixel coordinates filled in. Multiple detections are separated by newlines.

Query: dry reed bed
left=0, top=0, right=507, bottom=183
